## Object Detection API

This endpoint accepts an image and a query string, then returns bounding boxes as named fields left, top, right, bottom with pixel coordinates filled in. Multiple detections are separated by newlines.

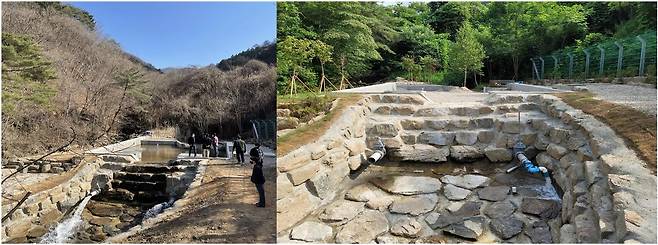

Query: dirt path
left=119, top=157, right=276, bottom=243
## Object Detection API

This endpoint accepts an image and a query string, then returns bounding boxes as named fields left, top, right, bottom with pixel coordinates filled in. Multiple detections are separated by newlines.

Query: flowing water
left=142, top=198, right=175, bottom=222
left=40, top=191, right=98, bottom=243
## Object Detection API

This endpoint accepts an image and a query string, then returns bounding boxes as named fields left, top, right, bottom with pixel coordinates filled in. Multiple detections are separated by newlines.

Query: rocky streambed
left=282, top=161, right=563, bottom=243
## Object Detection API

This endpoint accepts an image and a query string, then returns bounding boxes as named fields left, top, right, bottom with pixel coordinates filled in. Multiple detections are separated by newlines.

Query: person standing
left=233, top=135, right=246, bottom=164
left=188, top=133, right=197, bottom=157
left=250, top=143, right=265, bottom=207
left=212, top=134, right=219, bottom=157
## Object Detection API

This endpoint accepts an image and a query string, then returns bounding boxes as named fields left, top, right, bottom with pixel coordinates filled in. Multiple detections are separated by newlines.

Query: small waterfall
left=541, top=176, right=561, bottom=201
left=40, top=190, right=99, bottom=243
left=142, top=198, right=175, bottom=221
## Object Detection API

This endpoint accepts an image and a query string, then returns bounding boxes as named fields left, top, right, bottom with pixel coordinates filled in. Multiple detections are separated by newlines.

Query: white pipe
left=368, top=151, right=385, bottom=163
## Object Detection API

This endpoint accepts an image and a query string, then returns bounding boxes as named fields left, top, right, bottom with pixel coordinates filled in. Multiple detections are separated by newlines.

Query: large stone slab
left=443, top=184, right=471, bottom=201
left=335, top=210, right=389, bottom=243
left=477, top=186, right=510, bottom=201
left=449, top=145, right=484, bottom=162
left=490, top=216, right=524, bottom=239
left=390, top=217, right=423, bottom=238
left=290, top=221, right=333, bottom=242
left=484, top=147, right=513, bottom=162
left=345, top=183, right=388, bottom=202
left=443, top=216, right=487, bottom=240
left=390, top=144, right=449, bottom=162
left=389, top=194, right=438, bottom=216
left=418, top=132, right=455, bottom=146
left=483, top=200, right=516, bottom=219
left=440, top=174, right=490, bottom=189
left=520, top=197, right=560, bottom=219
left=319, top=200, right=365, bottom=223
left=455, top=131, right=478, bottom=145
left=371, top=176, right=442, bottom=195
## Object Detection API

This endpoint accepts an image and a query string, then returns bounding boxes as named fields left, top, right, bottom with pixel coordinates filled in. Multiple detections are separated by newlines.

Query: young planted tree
left=400, top=56, right=421, bottom=81
left=447, top=22, right=486, bottom=87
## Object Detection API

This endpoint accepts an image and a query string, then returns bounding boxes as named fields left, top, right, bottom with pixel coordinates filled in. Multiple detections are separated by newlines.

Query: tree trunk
left=463, top=70, right=467, bottom=87
left=474, top=72, right=478, bottom=87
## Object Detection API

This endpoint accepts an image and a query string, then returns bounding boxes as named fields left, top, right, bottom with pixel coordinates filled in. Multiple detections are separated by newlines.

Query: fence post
left=583, top=49, right=590, bottom=78
left=597, top=46, right=605, bottom=76
left=539, top=57, right=545, bottom=80
left=551, top=55, right=558, bottom=78
left=637, top=35, right=647, bottom=76
left=615, top=41, right=623, bottom=77
left=531, top=58, right=538, bottom=80
left=567, top=52, right=573, bottom=79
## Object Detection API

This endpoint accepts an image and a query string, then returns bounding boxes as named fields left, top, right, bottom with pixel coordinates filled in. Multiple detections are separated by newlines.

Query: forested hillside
left=277, top=2, right=657, bottom=92
left=216, top=41, right=275, bottom=70
left=2, top=2, right=275, bottom=159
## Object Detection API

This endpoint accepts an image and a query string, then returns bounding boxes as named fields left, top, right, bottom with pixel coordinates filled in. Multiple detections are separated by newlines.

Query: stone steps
left=369, top=102, right=540, bottom=117
left=112, top=180, right=166, bottom=192
left=113, top=172, right=167, bottom=182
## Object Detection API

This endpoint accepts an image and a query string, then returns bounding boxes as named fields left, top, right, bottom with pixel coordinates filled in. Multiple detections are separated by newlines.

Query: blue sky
left=69, top=2, right=276, bottom=69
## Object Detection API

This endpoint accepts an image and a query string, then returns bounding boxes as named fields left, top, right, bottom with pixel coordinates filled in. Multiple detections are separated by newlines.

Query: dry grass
left=277, top=94, right=362, bottom=156
left=556, top=91, right=657, bottom=175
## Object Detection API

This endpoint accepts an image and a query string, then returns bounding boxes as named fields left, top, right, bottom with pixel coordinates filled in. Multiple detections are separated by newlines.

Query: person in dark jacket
left=233, top=135, right=246, bottom=164
left=188, top=133, right=196, bottom=157
left=250, top=143, right=265, bottom=207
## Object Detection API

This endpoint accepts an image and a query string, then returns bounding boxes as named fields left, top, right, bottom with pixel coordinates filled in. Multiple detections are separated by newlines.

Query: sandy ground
left=585, top=83, right=657, bottom=116
left=118, top=156, right=276, bottom=243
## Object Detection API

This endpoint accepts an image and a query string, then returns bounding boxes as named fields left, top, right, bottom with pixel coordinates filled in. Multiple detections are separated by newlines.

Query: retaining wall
left=276, top=97, right=370, bottom=233
left=1, top=157, right=104, bottom=242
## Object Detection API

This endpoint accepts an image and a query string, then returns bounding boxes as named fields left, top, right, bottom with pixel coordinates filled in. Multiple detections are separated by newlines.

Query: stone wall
left=531, top=94, right=655, bottom=243
left=276, top=97, right=370, bottom=233
left=365, top=93, right=649, bottom=243
left=1, top=156, right=104, bottom=242
left=276, top=91, right=653, bottom=243
left=3, top=158, right=82, bottom=174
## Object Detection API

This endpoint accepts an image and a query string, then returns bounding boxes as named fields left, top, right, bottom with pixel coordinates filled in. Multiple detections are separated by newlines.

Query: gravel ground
left=585, top=84, right=657, bottom=116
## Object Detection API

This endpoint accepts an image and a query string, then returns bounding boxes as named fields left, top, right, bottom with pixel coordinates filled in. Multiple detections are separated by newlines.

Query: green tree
left=1, top=33, right=57, bottom=112
left=447, top=22, right=486, bottom=87
left=400, top=56, right=421, bottom=81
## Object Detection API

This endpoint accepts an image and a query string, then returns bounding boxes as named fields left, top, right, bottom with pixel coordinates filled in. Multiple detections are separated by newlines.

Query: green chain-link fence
left=531, top=31, right=656, bottom=80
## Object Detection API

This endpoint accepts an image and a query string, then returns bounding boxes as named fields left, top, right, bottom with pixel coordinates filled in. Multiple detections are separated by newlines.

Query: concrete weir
left=1, top=137, right=208, bottom=243
left=277, top=84, right=656, bottom=243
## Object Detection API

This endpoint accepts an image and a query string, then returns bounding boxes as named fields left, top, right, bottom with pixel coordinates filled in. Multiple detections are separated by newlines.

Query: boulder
left=418, top=132, right=455, bottom=146
left=524, top=220, right=553, bottom=243
left=389, top=194, right=438, bottom=216
left=290, top=221, right=333, bottom=242
left=440, top=174, right=490, bottom=190
left=345, top=183, right=387, bottom=202
left=560, top=224, right=577, bottom=243
left=501, top=120, right=521, bottom=134
left=286, top=161, right=320, bottom=185
left=547, top=144, right=568, bottom=159
left=483, top=200, right=516, bottom=219
left=455, top=131, right=478, bottom=145
left=443, top=184, right=471, bottom=201
left=319, top=200, right=365, bottom=224
left=444, top=216, right=487, bottom=240
left=277, top=117, right=300, bottom=130
left=366, top=196, right=397, bottom=211
left=370, top=176, right=442, bottom=195
left=449, top=145, right=484, bottom=162
left=87, top=202, right=124, bottom=217
left=477, top=130, right=496, bottom=144
left=477, top=186, right=510, bottom=202
left=520, top=197, right=560, bottom=219
left=390, top=145, right=449, bottom=162
left=390, top=217, right=423, bottom=238
left=490, top=216, right=524, bottom=239
left=484, top=147, right=513, bottom=162
left=335, top=210, right=389, bottom=244
left=368, top=123, right=399, bottom=137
